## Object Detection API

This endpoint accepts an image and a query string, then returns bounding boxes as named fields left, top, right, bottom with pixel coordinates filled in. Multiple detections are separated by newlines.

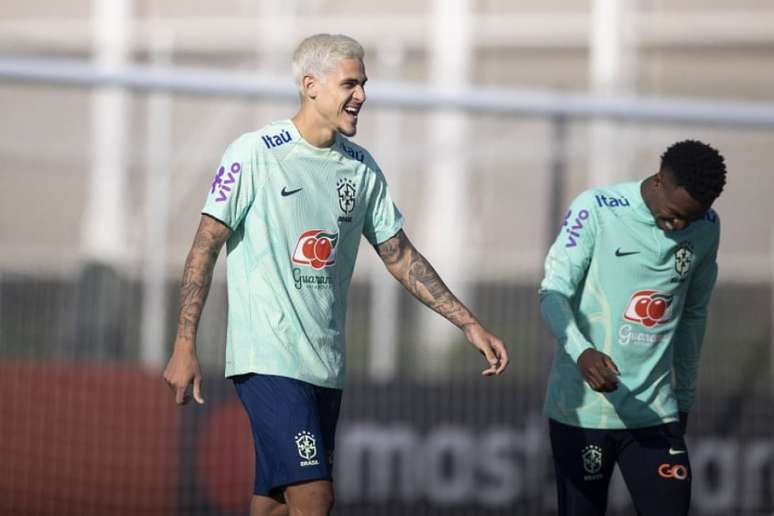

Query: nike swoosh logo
left=668, top=448, right=687, bottom=455
left=615, top=248, right=640, bottom=257
left=281, top=187, right=303, bottom=197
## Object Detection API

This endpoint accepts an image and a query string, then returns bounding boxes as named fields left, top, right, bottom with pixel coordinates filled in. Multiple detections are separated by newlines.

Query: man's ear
left=302, top=75, right=318, bottom=100
left=653, top=170, right=664, bottom=190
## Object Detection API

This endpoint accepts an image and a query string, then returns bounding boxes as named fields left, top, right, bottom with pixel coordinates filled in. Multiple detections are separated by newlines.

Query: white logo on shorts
left=295, top=431, right=320, bottom=467
left=582, top=445, right=604, bottom=480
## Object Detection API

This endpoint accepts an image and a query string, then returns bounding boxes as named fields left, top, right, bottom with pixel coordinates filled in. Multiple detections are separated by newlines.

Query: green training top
left=202, top=119, right=404, bottom=389
left=540, top=180, right=719, bottom=429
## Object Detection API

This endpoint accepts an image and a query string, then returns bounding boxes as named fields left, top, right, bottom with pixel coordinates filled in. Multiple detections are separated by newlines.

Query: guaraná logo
left=291, top=230, right=339, bottom=270
left=623, top=290, right=673, bottom=327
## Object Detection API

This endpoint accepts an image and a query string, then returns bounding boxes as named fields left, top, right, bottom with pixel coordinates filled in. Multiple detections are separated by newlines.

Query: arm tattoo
left=377, top=231, right=476, bottom=329
left=176, top=217, right=231, bottom=343
left=375, top=232, right=403, bottom=266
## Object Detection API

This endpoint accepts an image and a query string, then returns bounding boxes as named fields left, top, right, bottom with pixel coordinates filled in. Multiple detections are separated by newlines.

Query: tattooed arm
left=163, top=215, right=232, bottom=405
left=375, top=230, right=509, bottom=375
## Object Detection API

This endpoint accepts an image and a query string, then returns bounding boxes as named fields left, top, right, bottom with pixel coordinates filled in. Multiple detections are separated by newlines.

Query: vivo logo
left=210, top=162, right=241, bottom=203
left=563, top=208, right=590, bottom=248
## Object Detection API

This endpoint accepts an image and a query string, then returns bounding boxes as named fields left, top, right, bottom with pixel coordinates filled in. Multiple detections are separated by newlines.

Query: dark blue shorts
left=233, top=374, right=343, bottom=497
left=549, top=418, right=691, bottom=516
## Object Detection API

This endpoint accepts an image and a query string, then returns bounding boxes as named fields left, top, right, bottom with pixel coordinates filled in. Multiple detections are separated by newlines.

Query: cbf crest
left=295, top=431, right=320, bottom=467
left=672, top=241, right=695, bottom=283
left=337, top=178, right=356, bottom=215
left=582, top=445, right=603, bottom=480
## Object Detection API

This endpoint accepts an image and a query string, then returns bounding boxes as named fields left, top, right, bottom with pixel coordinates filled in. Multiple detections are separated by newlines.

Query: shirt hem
left=225, top=366, right=344, bottom=390
left=544, top=409, right=680, bottom=430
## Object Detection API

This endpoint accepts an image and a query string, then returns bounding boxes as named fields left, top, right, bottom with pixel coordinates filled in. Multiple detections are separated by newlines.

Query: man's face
left=649, top=169, right=707, bottom=232
left=308, top=57, right=367, bottom=137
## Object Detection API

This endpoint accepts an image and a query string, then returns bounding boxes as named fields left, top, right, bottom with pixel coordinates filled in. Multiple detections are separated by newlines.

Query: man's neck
left=640, top=175, right=656, bottom=214
left=291, top=109, right=337, bottom=148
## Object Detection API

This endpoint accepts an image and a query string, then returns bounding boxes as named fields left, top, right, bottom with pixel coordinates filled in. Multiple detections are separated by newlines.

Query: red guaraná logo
left=623, top=290, right=673, bottom=327
left=292, top=230, right=339, bottom=270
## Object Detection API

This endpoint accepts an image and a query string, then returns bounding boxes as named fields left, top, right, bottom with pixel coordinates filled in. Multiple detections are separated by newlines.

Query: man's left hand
left=463, top=323, right=509, bottom=376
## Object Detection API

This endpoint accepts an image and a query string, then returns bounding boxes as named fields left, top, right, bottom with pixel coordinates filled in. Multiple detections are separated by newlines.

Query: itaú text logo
left=658, top=463, right=689, bottom=480
left=291, top=230, right=339, bottom=270
left=623, top=290, right=673, bottom=328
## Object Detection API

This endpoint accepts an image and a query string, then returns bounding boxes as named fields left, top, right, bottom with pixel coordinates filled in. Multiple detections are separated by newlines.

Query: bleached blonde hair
left=292, top=34, right=364, bottom=94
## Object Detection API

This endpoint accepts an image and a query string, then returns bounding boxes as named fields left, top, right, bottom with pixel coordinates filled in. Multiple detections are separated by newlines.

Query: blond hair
left=292, top=34, right=364, bottom=93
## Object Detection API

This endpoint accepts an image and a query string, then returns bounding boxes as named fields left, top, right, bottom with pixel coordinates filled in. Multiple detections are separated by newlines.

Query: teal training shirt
left=202, top=120, right=404, bottom=388
left=540, top=180, right=719, bottom=429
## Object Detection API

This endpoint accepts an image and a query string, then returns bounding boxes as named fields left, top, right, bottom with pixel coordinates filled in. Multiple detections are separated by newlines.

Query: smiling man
left=539, top=140, right=726, bottom=516
left=162, top=34, right=508, bottom=516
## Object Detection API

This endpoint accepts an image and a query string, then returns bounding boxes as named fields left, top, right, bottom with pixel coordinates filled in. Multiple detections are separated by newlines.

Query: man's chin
left=338, top=124, right=357, bottom=137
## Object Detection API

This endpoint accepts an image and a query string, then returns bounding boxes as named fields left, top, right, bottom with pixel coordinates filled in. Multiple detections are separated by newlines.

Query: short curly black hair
left=660, top=140, right=727, bottom=206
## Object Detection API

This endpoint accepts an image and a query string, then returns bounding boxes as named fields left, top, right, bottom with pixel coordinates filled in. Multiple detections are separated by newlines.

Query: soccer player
left=162, top=33, right=508, bottom=516
left=539, top=140, right=726, bottom=516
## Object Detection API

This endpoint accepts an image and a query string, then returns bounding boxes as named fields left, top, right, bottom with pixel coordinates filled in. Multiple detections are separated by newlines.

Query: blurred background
left=1, top=0, right=774, bottom=515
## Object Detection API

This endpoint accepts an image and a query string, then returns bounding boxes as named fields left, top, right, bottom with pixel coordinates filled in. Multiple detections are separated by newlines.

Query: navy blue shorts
left=233, top=374, right=343, bottom=497
left=549, top=418, right=691, bottom=516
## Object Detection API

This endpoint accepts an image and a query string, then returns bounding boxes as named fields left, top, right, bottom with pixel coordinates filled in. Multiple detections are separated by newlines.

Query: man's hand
left=163, top=344, right=205, bottom=405
left=577, top=349, right=620, bottom=392
left=463, top=323, right=509, bottom=376
left=376, top=230, right=510, bottom=376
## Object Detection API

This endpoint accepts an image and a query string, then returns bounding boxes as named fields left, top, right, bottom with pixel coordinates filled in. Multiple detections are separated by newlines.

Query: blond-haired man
left=163, top=33, right=509, bottom=516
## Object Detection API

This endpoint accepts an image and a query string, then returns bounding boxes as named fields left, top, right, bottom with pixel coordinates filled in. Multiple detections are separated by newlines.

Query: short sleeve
left=201, top=135, right=258, bottom=231
left=362, top=167, right=404, bottom=246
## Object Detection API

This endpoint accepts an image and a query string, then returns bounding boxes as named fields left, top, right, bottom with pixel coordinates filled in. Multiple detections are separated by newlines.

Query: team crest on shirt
left=337, top=178, right=357, bottom=221
left=295, top=431, right=320, bottom=467
left=292, top=230, right=339, bottom=270
left=210, top=162, right=241, bottom=202
left=672, top=241, right=694, bottom=283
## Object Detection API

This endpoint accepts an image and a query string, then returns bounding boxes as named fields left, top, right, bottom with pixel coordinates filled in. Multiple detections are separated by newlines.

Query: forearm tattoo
left=176, top=218, right=229, bottom=342
left=377, top=231, right=475, bottom=329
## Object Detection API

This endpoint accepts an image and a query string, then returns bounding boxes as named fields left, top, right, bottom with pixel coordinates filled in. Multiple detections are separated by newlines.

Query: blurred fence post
left=589, top=0, right=638, bottom=185
left=140, top=28, right=173, bottom=370
left=368, top=44, right=405, bottom=382
left=71, top=0, right=134, bottom=360
left=416, top=0, right=473, bottom=376
left=81, top=0, right=132, bottom=265
left=547, top=115, right=568, bottom=251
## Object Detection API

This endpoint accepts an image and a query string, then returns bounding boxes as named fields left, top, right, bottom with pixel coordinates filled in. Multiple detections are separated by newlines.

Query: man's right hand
left=577, top=349, right=620, bottom=392
left=163, top=344, right=205, bottom=405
